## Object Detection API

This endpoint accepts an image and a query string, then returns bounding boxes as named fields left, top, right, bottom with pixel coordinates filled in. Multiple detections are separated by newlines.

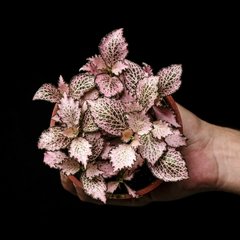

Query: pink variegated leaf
left=121, top=129, right=134, bottom=143
left=95, top=74, right=124, bottom=97
left=62, top=127, right=79, bottom=138
left=33, top=83, right=61, bottom=103
left=69, top=137, right=92, bottom=168
left=123, top=60, right=145, bottom=96
left=127, top=112, right=152, bottom=135
left=152, top=120, right=173, bottom=140
left=43, top=151, right=67, bottom=168
left=57, top=93, right=81, bottom=127
left=136, top=77, right=159, bottom=111
left=139, top=133, right=166, bottom=165
left=81, top=101, right=88, bottom=114
left=120, top=88, right=136, bottom=103
left=59, top=159, right=80, bottom=176
left=69, top=73, right=95, bottom=100
left=89, top=98, right=127, bottom=136
left=51, top=114, right=61, bottom=122
left=110, top=144, right=136, bottom=171
left=85, top=133, right=104, bottom=161
left=149, top=148, right=188, bottom=181
left=80, top=55, right=106, bottom=75
left=142, top=62, right=153, bottom=77
left=38, top=127, right=71, bottom=151
left=124, top=101, right=143, bottom=113
left=99, top=28, right=128, bottom=67
left=131, top=153, right=145, bottom=170
left=157, top=64, right=182, bottom=97
left=82, top=109, right=99, bottom=133
left=123, top=171, right=134, bottom=181
left=86, top=163, right=103, bottom=179
left=82, top=88, right=99, bottom=101
left=100, top=142, right=113, bottom=160
left=111, top=60, right=128, bottom=75
left=122, top=154, right=144, bottom=180
left=153, top=106, right=180, bottom=127
left=124, top=153, right=144, bottom=182
left=165, top=129, right=187, bottom=147
left=58, top=75, right=69, bottom=95
left=81, top=174, right=107, bottom=203
left=107, top=181, right=119, bottom=193
left=124, top=183, right=137, bottom=198
left=130, top=134, right=141, bottom=149
left=97, top=161, right=117, bottom=177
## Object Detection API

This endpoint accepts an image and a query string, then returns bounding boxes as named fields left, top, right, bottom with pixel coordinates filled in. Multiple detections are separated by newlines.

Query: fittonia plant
left=33, top=28, right=188, bottom=203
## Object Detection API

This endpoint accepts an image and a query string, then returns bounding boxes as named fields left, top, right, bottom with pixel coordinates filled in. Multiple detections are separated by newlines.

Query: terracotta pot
left=51, top=95, right=182, bottom=200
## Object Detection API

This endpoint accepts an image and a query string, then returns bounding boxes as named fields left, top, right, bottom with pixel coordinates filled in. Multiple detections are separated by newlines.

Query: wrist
left=213, top=126, right=240, bottom=194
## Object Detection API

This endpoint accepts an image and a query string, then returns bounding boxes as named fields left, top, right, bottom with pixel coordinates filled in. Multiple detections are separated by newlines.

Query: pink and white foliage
left=110, top=144, right=136, bottom=171
left=38, top=127, right=71, bottom=151
left=99, top=28, right=128, bottom=69
left=44, top=151, right=67, bottom=168
left=122, top=171, right=135, bottom=181
left=153, top=106, right=180, bottom=128
left=142, top=62, right=153, bottom=77
left=124, top=101, right=143, bottom=113
left=69, top=137, right=92, bottom=168
left=111, top=60, right=128, bottom=75
left=69, top=73, right=95, bottom=100
left=157, top=64, right=182, bottom=97
left=124, top=184, right=137, bottom=198
left=121, top=128, right=134, bottom=143
left=57, top=93, right=81, bottom=128
left=82, top=88, right=99, bottom=101
left=80, top=55, right=106, bottom=75
left=130, top=134, right=141, bottom=149
left=130, top=153, right=145, bottom=171
left=59, top=159, right=80, bottom=176
left=85, top=133, right=104, bottom=161
left=100, top=143, right=113, bottom=160
left=89, top=98, right=127, bottom=136
left=62, top=126, right=79, bottom=138
left=81, top=174, right=107, bottom=203
left=122, top=154, right=144, bottom=180
left=95, top=74, right=124, bottom=97
left=107, top=181, right=119, bottom=193
left=165, top=129, right=187, bottom=148
left=34, top=28, right=188, bottom=203
left=136, top=76, right=159, bottom=111
left=58, top=75, right=69, bottom=95
left=97, top=161, right=117, bottom=178
left=120, top=88, right=136, bottom=103
left=33, top=83, right=61, bottom=103
left=149, top=148, right=188, bottom=181
left=86, top=163, right=103, bottom=179
left=139, top=133, right=166, bottom=165
left=123, top=60, right=145, bottom=96
left=82, top=109, right=99, bottom=133
left=127, top=112, right=152, bottom=135
left=152, top=120, right=173, bottom=139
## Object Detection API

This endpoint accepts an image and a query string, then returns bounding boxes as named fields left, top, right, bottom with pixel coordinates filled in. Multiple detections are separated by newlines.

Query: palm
left=60, top=104, right=220, bottom=206
left=148, top=104, right=219, bottom=201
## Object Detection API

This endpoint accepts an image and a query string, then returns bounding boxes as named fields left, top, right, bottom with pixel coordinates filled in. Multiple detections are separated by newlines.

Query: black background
left=2, top=3, right=240, bottom=227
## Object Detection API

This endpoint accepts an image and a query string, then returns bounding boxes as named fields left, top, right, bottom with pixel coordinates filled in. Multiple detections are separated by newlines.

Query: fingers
left=106, top=195, right=152, bottom=207
left=149, top=181, right=199, bottom=201
left=176, top=103, right=202, bottom=143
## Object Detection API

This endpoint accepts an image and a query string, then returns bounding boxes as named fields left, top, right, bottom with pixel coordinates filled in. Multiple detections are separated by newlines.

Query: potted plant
left=33, top=28, right=188, bottom=203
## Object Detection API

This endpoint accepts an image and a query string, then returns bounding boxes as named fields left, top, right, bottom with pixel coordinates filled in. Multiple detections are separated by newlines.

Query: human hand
left=60, top=103, right=240, bottom=206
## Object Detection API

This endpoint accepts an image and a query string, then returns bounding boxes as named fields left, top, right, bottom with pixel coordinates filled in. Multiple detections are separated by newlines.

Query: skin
left=60, top=104, right=240, bottom=206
